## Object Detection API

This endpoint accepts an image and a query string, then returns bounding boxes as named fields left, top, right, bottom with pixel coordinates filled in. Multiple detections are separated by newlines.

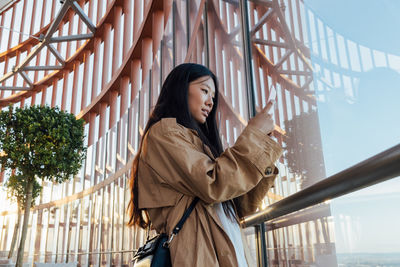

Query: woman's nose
left=206, top=95, right=213, bottom=107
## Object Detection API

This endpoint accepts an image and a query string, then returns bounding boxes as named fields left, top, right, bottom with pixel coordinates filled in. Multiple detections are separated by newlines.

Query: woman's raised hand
left=248, top=100, right=275, bottom=135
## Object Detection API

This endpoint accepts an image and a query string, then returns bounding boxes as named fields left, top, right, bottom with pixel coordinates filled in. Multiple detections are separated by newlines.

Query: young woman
left=128, top=63, right=282, bottom=266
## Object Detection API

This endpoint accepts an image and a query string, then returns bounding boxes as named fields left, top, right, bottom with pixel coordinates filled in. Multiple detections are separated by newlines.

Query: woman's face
left=188, top=76, right=215, bottom=124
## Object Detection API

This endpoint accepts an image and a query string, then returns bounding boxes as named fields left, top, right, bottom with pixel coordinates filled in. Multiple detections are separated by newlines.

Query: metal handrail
left=242, top=143, right=400, bottom=227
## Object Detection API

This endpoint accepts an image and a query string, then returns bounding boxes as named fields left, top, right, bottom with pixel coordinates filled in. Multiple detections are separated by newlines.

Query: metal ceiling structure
left=0, top=0, right=95, bottom=92
left=0, top=0, right=13, bottom=12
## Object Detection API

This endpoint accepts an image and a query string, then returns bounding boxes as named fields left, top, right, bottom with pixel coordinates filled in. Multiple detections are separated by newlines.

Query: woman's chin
left=195, top=120, right=206, bottom=125
left=194, top=116, right=207, bottom=124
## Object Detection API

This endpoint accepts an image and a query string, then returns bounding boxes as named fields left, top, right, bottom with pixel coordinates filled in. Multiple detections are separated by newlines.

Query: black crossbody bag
left=132, top=197, right=199, bottom=267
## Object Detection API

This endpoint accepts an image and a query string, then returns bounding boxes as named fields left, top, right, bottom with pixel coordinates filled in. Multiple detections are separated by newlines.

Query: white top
left=214, top=202, right=248, bottom=267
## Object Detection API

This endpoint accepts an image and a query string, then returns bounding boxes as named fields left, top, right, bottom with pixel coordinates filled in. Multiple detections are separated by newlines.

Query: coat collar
left=162, top=118, right=216, bottom=161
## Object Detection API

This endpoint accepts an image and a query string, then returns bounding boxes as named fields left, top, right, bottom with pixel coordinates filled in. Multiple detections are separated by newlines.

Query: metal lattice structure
left=1, top=0, right=398, bottom=265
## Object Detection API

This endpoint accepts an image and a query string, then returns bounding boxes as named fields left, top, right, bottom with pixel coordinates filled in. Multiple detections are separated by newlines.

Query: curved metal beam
left=76, top=0, right=167, bottom=122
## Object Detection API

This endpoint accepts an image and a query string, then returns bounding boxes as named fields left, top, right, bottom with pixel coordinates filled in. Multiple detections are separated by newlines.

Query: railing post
left=240, top=0, right=268, bottom=265
left=255, top=223, right=268, bottom=267
left=239, top=0, right=257, bottom=119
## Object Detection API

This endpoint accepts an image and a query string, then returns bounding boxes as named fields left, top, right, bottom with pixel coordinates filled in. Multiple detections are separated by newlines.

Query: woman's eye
left=202, top=89, right=208, bottom=94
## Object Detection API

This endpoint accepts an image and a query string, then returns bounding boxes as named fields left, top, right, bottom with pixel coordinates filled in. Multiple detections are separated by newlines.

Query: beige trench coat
left=138, top=118, right=282, bottom=266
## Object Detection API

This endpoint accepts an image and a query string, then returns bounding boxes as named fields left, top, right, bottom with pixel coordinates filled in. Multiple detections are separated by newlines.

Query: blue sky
left=305, top=0, right=400, bottom=55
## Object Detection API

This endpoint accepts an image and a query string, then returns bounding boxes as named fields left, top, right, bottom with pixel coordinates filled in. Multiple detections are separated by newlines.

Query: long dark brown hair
left=127, top=63, right=236, bottom=228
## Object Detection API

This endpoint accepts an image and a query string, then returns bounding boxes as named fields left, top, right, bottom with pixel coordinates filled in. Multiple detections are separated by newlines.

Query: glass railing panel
left=244, top=177, right=400, bottom=266
left=330, top=178, right=400, bottom=266
left=244, top=4, right=400, bottom=266
left=242, top=226, right=258, bottom=263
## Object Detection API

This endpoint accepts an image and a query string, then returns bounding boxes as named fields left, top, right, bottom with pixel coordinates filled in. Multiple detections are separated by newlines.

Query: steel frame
left=0, top=0, right=95, bottom=92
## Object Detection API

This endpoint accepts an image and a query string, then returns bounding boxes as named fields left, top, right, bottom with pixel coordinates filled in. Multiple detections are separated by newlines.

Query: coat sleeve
left=141, top=120, right=282, bottom=204
left=234, top=166, right=279, bottom=218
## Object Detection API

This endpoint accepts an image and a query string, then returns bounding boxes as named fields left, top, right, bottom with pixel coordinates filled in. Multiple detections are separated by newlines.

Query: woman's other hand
left=248, top=100, right=275, bottom=135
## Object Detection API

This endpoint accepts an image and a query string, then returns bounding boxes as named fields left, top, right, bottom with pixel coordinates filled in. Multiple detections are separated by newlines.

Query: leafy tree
left=0, top=105, right=86, bottom=267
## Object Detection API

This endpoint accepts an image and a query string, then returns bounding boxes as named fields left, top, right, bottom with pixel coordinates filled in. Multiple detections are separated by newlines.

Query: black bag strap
left=163, top=197, right=199, bottom=247
left=173, top=197, right=199, bottom=234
